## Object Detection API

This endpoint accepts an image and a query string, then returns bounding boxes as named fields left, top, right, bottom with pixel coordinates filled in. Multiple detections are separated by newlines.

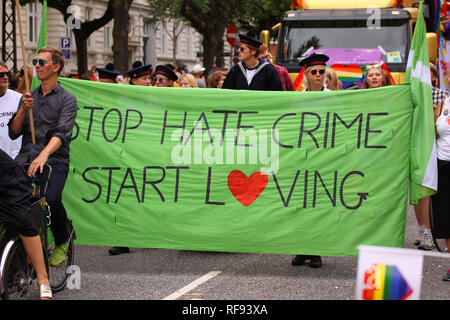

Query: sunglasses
left=366, top=64, right=381, bottom=70
left=310, top=69, right=325, bottom=75
left=238, top=46, right=248, bottom=52
left=156, top=77, right=166, bottom=83
left=0, top=72, right=10, bottom=78
left=32, top=58, right=50, bottom=67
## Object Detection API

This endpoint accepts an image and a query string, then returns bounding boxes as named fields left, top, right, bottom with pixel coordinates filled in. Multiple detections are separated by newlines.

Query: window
left=28, top=2, right=38, bottom=43
left=85, top=7, right=92, bottom=48
left=186, top=27, right=192, bottom=57
left=104, top=24, right=111, bottom=50
left=161, top=25, right=167, bottom=55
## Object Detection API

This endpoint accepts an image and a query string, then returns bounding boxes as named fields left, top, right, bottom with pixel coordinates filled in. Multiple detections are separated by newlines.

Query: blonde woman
left=299, top=53, right=330, bottom=92
left=362, top=63, right=392, bottom=89
left=179, top=73, right=198, bottom=88
left=326, top=68, right=343, bottom=90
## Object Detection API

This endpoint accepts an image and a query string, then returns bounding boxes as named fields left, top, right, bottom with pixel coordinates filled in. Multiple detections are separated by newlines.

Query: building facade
left=1, top=0, right=232, bottom=75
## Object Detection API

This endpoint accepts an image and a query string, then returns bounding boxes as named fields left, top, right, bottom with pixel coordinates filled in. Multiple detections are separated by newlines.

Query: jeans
left=40, top=162, right=69, bottom=245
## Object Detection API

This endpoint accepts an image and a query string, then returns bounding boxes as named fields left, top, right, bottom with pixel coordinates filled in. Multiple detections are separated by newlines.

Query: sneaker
left=417, top=233, right=434, bottom=250
left=414, top=229, right=423, bottom=246
left=443, top=268, right=450, bottom=282
left=49, top=241, right=69, bottom=267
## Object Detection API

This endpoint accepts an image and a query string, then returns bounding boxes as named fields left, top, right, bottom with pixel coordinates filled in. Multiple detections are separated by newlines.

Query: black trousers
left=40, top=162, right=70, bottom=245
left=431, top=159, right=450, bottom=239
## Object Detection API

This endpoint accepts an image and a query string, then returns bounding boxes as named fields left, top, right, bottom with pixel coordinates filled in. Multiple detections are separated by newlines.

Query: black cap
left=126, top=61, right=152, bottom=79
left=97, top=63, right=121, bottom=80
left=238, top=33, right=262, bottom=48
left=155, top=65, right=178, bottom=81
left=298, top=53, right=329, bottom=69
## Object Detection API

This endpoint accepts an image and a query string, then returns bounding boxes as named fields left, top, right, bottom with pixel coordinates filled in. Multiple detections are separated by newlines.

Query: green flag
left=30, top=0, right=47, bottom=90
left=404, top=0, right=437, bottom=205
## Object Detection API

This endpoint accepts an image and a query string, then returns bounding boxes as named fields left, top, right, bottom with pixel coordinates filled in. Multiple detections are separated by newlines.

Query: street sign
left=62, top=49, right=71, bottom=60
left=60, top=37, right=71, bottom=49
left=226, top=24, right=237, bottom=47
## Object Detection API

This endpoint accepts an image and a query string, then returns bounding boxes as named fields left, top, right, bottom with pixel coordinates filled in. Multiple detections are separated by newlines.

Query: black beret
left=238, top=33, right=262, bottom=48
left=126, top=61, right=152, bottom=79
left=155, top=65, right=178, bottom=81
left=97, top=63, right=121, bottom=79
left=298, top=53, right=329, bottom=69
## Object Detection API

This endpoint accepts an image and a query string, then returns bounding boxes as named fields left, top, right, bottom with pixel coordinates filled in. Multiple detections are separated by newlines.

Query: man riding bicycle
left=8, top=47, right=77, bottom=268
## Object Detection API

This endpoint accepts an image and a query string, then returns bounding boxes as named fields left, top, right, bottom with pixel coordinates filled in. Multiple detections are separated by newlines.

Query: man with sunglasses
left=299, top=53, right=330, bottom=92
left=0, top=61, right=22, bottom=159
left=8, top=47, right=78, bottom=268
left=154, top=64, right=178, bottom=87
left=222, top=33, right=282, bottom=91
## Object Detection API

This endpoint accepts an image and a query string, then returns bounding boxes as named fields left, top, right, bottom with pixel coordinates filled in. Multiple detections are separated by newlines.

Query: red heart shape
left=227, top=170, right=268, bottom=207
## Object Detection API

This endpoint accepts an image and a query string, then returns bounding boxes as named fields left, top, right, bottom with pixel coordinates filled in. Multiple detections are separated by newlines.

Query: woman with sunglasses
left=222, top=33, right=282, bottom=91
left=362, top=63, right=392, bottom=89
left=299, top=53, right=330, bottom=92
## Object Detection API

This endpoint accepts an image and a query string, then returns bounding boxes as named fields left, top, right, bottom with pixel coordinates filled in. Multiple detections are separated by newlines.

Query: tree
left=147, top=0, right=189, bottom=65
left=21, top=0, right=116, bottom=75
left=112, top=0, right=133, bottom=74
left=235, top=0, right=292, bottom=39
left=179, top=0, right=239, bottom=75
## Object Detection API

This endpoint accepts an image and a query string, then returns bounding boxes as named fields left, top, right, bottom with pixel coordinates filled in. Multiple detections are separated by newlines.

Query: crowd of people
left=0, top=31, right=449, bottom=300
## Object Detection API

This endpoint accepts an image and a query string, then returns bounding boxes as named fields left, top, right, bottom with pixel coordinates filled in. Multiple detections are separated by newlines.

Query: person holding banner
left=154, top=64, right=178, bottom=87
left=8, top=47, right=78, bottom=268
left=432, top=96, right=450, bottom=281
left=362, top=63, right=392, bottom=89
left=97, top=63, right=122, bottom=83
left=299, top=53, right=330, bottom=92
left=126, top=61, right=152, bottom=86
left=107, top=60, right=153, bottom=256
left=291, top=53, right=331, bottom=269
left=221, top=33, right=282, bottom=91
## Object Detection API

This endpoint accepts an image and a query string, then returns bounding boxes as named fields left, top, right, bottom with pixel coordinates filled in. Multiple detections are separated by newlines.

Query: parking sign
left=60, top=37, right=71, bottom=49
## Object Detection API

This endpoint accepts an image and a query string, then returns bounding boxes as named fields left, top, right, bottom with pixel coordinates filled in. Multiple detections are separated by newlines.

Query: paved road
left=54, top=205, right=449, bottom=301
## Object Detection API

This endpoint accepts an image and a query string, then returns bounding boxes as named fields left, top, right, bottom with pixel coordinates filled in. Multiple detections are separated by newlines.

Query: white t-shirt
left=0, top=89, right=22, bottom=159
left=436, top=98, right=450, bottom=161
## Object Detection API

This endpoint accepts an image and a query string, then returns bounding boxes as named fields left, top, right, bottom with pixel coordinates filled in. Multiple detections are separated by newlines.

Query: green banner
left=60, top=78, right=413, bottom=256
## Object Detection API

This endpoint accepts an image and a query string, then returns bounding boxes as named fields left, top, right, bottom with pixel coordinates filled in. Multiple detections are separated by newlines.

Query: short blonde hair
left=179, top=73, right=197, bottom=88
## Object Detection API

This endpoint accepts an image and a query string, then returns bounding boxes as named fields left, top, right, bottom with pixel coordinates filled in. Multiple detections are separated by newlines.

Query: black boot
left=108, top=246, right=130, bottom=255
left=291, top=255, right=311, bottom=266
left=309, top=255, right=323, bottom=268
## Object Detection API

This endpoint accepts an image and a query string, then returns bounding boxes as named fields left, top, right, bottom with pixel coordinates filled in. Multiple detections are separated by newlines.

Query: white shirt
left=436, top=98, right=450, bottom=161
left=0, top=89, right=22, bottom=159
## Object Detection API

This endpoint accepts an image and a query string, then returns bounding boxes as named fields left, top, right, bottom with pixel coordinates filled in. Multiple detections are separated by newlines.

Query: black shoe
left=108, top=246, right=130, bottom=255
left=291, top=255, right=311, bottom=266
left=309, top=255, right=323, bottom=268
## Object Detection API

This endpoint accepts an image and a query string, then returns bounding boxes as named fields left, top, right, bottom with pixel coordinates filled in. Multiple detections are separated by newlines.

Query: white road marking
left=162, top=271, right=221, bottom=300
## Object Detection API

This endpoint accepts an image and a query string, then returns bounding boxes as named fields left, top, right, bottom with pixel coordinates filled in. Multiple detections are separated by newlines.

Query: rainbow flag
left=330, top=64, right=364, bottom=88
left=363, top=263, right=413, bottom=300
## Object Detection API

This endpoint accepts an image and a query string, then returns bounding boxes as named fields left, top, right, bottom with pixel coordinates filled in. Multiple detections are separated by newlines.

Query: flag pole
left=15, top=0, right=36, bottom=144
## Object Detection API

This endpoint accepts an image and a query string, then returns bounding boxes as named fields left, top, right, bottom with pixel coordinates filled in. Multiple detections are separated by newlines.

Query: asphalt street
left=54, top=205, right=449, bottom=301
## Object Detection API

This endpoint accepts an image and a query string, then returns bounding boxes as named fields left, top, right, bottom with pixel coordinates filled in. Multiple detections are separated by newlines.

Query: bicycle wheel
left=1, top=240, right=45, bottom=300
left=48, top=220, right=75, bottom=292
left=429, top=201, right=448, bottom=252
